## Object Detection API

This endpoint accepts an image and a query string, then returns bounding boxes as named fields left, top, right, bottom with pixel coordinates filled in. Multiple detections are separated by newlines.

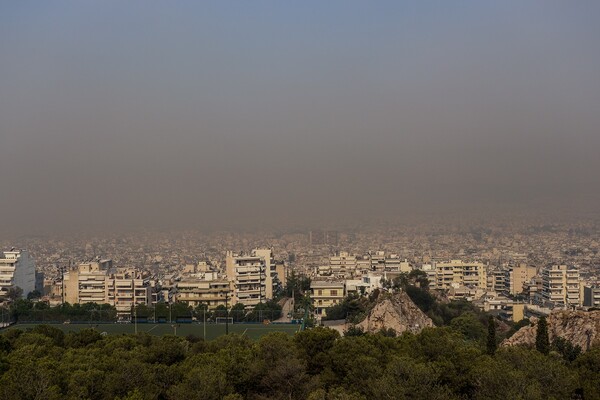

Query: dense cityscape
left=3, top=215, right=600, bottom=322
left=2, top=1, right=600, bottom=399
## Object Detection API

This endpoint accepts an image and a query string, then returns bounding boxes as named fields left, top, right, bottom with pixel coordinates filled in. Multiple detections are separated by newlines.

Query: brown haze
left=1, top=2, right=599, bottom=234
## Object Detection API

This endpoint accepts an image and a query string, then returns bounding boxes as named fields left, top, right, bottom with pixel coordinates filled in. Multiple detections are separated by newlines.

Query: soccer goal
left=215, top=317, right=234, bottom=325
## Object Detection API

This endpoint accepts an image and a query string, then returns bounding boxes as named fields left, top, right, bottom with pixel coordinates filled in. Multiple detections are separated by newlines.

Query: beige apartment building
left=174, top=278, right=230, bottom=309
left=541, top=264, right=581, bottom=307
left=311, top=280, right=345, bottom=317
left=107, top=269, right=151, bottom=314
left=329, top=252, right=357, bottom=276
left=507, top=263, right=537, bottom=296
left=429, top=260, right=488, bottom=290
left=226, top=250, right=272, bottom=307
left=64, top=260, right=151, bottom=314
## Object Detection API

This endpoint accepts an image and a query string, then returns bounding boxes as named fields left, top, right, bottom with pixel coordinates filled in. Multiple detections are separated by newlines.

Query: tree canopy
left=0, top=322, right=596, bottom=400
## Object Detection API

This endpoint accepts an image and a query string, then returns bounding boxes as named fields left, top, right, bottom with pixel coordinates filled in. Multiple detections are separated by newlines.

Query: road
left=275, top=297, right=294, bottom=323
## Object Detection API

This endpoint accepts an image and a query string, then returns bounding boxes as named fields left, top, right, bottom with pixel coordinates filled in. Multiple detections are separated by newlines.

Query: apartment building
left=490, top=269, right=507, bottom=292
left=541, top=264, right=581, bottom=307
left=226, top=250, right=271, bottom=307
left=383, top=256, right=412, bottom=273
left=429, top=260, right=488, bottom=290
left=583, top=286, right=600, bottom=308
left=311, top=280, right=345, bottom=317
left=107, top=269, right=151, bottom=314
left=329, top=251, right=357, bottom=276
left=506, top=263, right=537, bottom=296
left=64, top=260, right=151, bottom=313
left=174, top=278, right=230, bottom=309
left=0, top=249, right=35, bottom=299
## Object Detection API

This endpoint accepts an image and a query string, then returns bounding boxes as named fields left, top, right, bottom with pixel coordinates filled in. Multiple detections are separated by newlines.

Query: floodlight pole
left=225, top=291, right=229, bottom=335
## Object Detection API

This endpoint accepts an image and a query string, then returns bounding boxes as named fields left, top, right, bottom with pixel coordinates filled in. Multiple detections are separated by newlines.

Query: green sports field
left=7, top=322, right=302, bottom=340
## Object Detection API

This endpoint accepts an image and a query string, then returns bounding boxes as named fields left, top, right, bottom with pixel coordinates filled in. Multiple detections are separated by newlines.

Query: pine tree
left=486, top=316, right=497, bottom=355
left=535, top=316, right=550, bottom=355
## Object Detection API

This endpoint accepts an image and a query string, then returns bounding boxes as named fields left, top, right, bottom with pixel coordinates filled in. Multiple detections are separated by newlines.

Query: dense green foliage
left=0, top=324, right=597, bottom=400
left=2, top=299, right=282, bottom=325
left=4, top=301, right=117, bottom=323
left=486, top=316, right=497, bottom=355
left=536, top=316, right=550, bottom=355
left=322, top=294, right=368, bottom=322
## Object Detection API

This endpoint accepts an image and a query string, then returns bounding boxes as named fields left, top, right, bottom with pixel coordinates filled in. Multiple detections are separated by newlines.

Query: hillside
left=502, top=310, right=600, bottom=351
left=357, top=290, right=434, bottom=334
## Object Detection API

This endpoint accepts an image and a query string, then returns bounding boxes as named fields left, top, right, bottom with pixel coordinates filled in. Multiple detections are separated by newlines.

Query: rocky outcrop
left=356, top=291, right=434, bottom=334
left=502, top=311, right=600, bottom=351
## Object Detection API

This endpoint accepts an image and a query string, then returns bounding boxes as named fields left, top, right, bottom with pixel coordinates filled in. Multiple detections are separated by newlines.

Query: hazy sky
left=1, top=1, right=599, bottom=232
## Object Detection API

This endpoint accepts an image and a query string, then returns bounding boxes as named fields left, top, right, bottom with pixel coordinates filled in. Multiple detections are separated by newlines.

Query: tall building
left=226, top=250, right=270, bottom=307
left=0, top=249, right=35, bottom=298
left=506, top=263, right=537, bottom=296
left=107, top=269, right=151, bottom=314
left=541, top=265, right=581, bottom=307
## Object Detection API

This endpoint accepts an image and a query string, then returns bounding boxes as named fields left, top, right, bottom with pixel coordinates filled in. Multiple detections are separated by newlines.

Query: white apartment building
left=541, top=264, right=581, bottom=307
left=345, top=272, right=384, bottom=296
left=0, top=249, right=35, bottom=299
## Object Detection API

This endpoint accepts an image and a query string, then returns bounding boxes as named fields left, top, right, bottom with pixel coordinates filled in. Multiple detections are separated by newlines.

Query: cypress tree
left=535, top=316, right=550, bottom=355
left=486, top=316, right=497, bottom=355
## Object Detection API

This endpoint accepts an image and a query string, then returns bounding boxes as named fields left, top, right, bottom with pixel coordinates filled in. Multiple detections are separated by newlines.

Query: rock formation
left=356, top=291, right=434, bottom=334
left=502, top=310, right=600, bottom=351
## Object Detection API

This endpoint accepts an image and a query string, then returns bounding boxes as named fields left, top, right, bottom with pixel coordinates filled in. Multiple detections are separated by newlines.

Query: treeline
left=3, top=300, right=117, bottom=323
left=2, top=299, right=282, bottom=324
left=0, top=325, right=599, bottom=399
left=133, top=300, right=282, bottom=323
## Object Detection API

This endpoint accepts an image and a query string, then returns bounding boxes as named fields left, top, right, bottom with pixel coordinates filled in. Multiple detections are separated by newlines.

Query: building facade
left=428, top=260, right=487, bottom=290
left=226, top=250, right=270, bottom=307
left=0, top=249, right=35, bottom=299
left=541, top=264, right=580, bottom=307
left=64, top=260, right=151, bottom=314
left=174, top=278, right=230, bottom=309
left=311, top=280, right=345, bottom=317
left=507, top=263, right=537, bottom=296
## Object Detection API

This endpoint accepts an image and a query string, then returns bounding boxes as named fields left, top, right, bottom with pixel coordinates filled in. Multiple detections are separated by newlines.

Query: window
left=318, top=290, right=323, bottom=296
left=330, top=290, right=338, bottom=296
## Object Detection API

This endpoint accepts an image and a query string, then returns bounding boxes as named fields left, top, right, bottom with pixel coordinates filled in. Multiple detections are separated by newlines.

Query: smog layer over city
left=1, top=2, right=600, bottom=400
